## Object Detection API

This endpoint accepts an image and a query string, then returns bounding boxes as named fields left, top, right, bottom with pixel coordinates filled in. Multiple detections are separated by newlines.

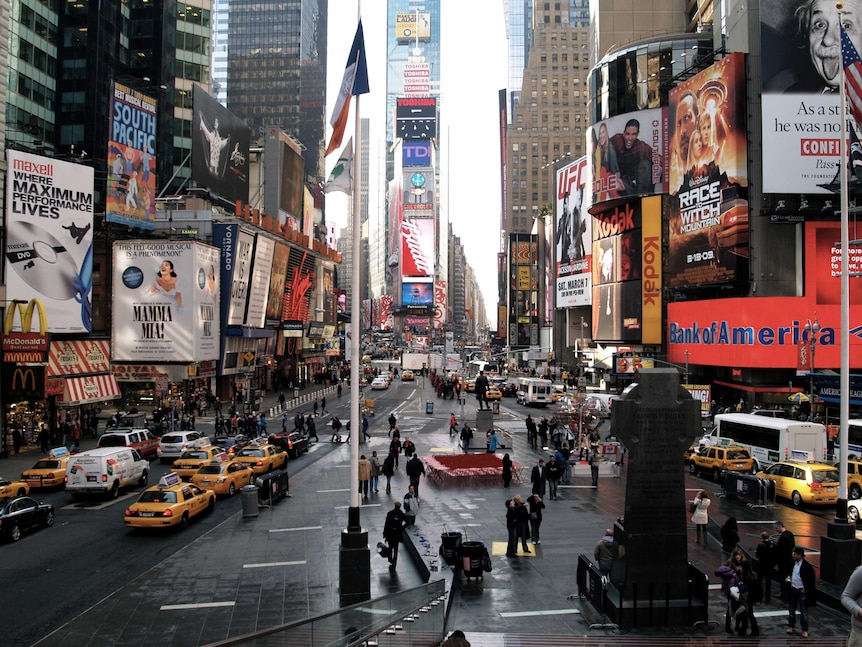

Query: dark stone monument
left=601, top=369, right=707, bottom=629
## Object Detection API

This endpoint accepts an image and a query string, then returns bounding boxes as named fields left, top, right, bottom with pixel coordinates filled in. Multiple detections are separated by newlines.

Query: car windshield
left=161, top=435, right=183, bottom=443
left=32, top=460, right=60, bottom=469
left=181, top=451, right=209, bottom=460
left=812, top=469, right=840, bottom=483
left=238, top=449, right=264, bottom=457
left=138, top=490, right=177, bottom=503
left=197, top=466, right=222, bottom=475
left=99, top=436, right=126, bottom=447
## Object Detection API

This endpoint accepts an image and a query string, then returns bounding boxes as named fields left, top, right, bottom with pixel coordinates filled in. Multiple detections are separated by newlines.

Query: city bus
left=830, top=420, right=862, bottom=461
left=704, top=413, right=827, bottom=471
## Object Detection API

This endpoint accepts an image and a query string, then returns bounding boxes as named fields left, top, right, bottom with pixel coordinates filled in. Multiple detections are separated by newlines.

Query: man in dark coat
left=475, top=372, right=490, bottom=410
left=383, top=501, right=408, bottom=569
left=775, top=520, right=796, bottom=599
left=405, top=454, right=426, bottom=498
left=530, top=459, right=547, bottom=497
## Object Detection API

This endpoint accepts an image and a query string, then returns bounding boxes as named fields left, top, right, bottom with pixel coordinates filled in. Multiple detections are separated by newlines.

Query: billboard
left=555, top=156, right=592, bottom=308
left=402, top=279, right=433, bottom=309
left=403, top=142, right=432, bottom=167
left=107, top=81, right=157, bottom=230
left=403, top=62, right=431, bottom=96
left=395, top=12, right=431, bottom=42
left=112, top=240, right=220, bottom=362
left=212, top=224, right=255, bottom=327
left=396, top=97, right=437, bottom=140
left=508, top=234, right=538, bottom=347
left=588, top=107, right=667, bottom=204
left=191, top=84, right=250, bottom=204
left=761, top=0, right=846, bottom=194
left=434, top=279, right=447, bottom=330
left=402, top=169, right=435, bottom=216
left=805, top=221, right=862, bottom=305
left=6, top=151, right=94, bottom=333
left=667, top=52, right=749, bottom=288
left=401, top=217, right=435, bottom=277
left=265, top=241, right=289, bottom=328
left=245, top=235, right=275, bottom=328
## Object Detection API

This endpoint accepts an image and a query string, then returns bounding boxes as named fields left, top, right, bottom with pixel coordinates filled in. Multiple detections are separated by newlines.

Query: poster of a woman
left=150, top=260, right=183, bottom=308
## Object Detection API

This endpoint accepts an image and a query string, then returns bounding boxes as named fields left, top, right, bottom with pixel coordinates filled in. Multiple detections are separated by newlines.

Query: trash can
left=426, top=401, right=434, bottom=415
left=460, top=541, right=486, bottom=579
left=293, top=387, right=299, bottom=399
left=440, top=532, right=463, bottom=568
left=241, top=484, right=259, bottom=518
left=492, top=401, right=500, bottom=414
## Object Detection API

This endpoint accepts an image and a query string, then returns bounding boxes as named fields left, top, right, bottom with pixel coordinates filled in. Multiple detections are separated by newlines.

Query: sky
left=325, top=0, right=510, bottom=325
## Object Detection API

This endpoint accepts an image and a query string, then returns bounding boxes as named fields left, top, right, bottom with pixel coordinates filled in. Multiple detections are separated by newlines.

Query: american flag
left=841, top=26, right=862, bottom=126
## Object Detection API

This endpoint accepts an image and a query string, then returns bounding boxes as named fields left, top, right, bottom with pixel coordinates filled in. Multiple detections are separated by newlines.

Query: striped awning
left=56, top=374, right=122, bottom=406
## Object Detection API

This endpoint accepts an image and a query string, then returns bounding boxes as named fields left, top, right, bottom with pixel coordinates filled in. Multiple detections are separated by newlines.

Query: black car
left=500, top=382, right=518, bottom=398
left=268, top=432, right=309, bottom=459
left=0, top=496, right=54, bottom=542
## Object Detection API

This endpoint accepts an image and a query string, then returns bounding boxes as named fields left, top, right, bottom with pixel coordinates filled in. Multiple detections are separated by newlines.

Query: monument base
left=339, top=528, right=370, bottom=607
left=603, top=593, right=709, bottom=631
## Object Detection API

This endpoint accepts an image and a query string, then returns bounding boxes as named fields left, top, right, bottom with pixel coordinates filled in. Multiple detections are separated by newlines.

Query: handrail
left=202, top=579, right=446, bottom=647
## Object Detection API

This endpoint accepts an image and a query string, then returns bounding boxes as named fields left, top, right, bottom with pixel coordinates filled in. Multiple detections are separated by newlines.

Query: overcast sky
left=326, top=1, right=509, bottom=326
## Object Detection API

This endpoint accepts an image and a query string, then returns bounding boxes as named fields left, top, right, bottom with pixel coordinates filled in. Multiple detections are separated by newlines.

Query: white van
left=65, top=447, right=150, bottom=499
left=516, top=378, right=553, bottom=407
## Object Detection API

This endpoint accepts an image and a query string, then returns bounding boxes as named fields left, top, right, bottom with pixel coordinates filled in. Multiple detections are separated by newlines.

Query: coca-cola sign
left=400, top=218, right=434, bottom=277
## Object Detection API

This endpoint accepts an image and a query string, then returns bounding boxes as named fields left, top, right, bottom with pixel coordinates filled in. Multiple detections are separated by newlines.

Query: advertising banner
left=805, top=221, right=862, bottom=305
left=281, top=247, right=315, bottom=326
left=6, top=150, right=94, bottom=333
left=106, top=81, right=157, bottom=230
left=641, top=196, right=663, bottom=344
left=588, top=107, right=667, bottom=204
left=212, top=224, right=255, bottom=327
left=48, top=340, right=111, bottom=376
left=244, top=235, right=274, bottom=328
left=402, top=169, right=435, bottom=217
left=380, top=295, right=394, bottom=330
left=112, top=240, right=220, bottom=362
left=761, top=0, right=845, bottom=193
left=555, top=156, right=592, bottom=307
left=401, top=217, right=435, bottom=277
left=396, top=12, right=431, bottom=42
left=265, top=241, right=289, bottom=328
left=402, top=279, right=433, bottom=309
left=667, top=297, right=862, bottom=369
left=191, top=84, right=250, bottom=204
left=403, top=142, right=432, bottom=167
left=434, top=279, right=447, bottom=330
left=668, top=52, right=749, bottom=288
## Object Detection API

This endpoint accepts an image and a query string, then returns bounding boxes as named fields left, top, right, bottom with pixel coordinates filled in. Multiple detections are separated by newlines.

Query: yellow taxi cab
left=466, top=378, right=477, bottom=393
left=191, top=456, right=254, bottom=496
left=172, top=446, right=224, bottom=481
left=837, top=459, right=862, bottom=500
left=233, top=443, right=288, bottom=475
left=0, top=475, right=30, bottom=498
left=124, top=473, right=215, bottom=529
left=756, top=460, right=840, bottom=507
left=552, top=385, right=567, bottom=402
left=21, top=447, right=70, bottom=489
left=401, top=369, right=415, bottom=381
left=485, top=385, right=502, bottom=400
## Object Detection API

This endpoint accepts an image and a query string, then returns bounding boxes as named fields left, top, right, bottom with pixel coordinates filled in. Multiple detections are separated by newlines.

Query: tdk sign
left=403, top=142, right=431, bottom=167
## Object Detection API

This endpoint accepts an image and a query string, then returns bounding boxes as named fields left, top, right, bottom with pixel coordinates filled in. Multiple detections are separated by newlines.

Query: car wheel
left=45, top=511, right=55, bottom=527
left=139, top=470, right=149, bottom=487
left=849, top=505, right=860, bottom=524
left=791, top=491, right=803, bottom=508
left=851, top=484, right=862, bottom=500
left=16, top=488, right=26, bottom=497
left=229, top=483, right=236, bottom=496
left=10, top=524, right=21, bottom=542
left=207, top=497, right=215, bottom=514
left=109, top=483, right=120, bottom=499
left=179, top=512, right=190, bottom=530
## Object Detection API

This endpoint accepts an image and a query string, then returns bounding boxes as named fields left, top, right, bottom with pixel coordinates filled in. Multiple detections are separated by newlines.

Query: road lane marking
left=501, top=609, right=581, bottom=617
left=269, top=525, right=323, bottom=533
left=161, top=602, right=235, bottom=611
left=243, top=560, right=306, bottom=568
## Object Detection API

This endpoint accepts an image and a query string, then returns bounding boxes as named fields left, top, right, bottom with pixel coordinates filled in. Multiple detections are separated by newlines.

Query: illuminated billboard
left=107, top=81, right=157, bottom=230
left=667, top=52, right=748, bottom=288
left=400, top=217, right=435, bottom=277
left=555, top=156, right=592, bottom=308
left=402, top=279, right=433, bottom=309
left=402, top=169, right=435, bottom=217
left=395, top=12, right=431, bottom=42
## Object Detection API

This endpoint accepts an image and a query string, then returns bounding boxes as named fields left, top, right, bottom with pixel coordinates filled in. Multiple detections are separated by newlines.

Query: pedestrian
left=530, top=458, right=546, bottom=497
left=358, top=454, right=371, bottom=498
left=594, top=528, right=618, bottom=576
left=460, top=423, right=473, bottom=453
left=505, top=498, right=519, bottom=557
left=12, top=428, right=22, bottom=454
left=449, top=412, right=457, bottom=436
left=538, top=416, right=549, bottom=448
left=39, top=424, right=50, bottom=453
left=388, top=412, right=397, bottom=436
left=278, top=392, right=285, bottom=409
left=546, top=454, right=563, bottom=499
left=715, top=559, right=741, bottom=634
left=403, top=484, right=419, bottom=526
left=755, top=531, right=775, bottom=602
left=502, top=453, right=513, bottom=488
left=787, top=546, right=816, bottom=637
left=736, top=560, right=761, bottom=637
left=590, top=446, right=601, bottom=487
left=370, top=450, right=380, bottom=493
left=321, top=395, right=327, bottom=414
left=405, top=454, right=425, bottom=498
left=513, top=494, right=531, bottom=553
left=382, top=501, right=408, bottom=569
left=526, top=493, right=545, bottom=544
left=720, top=516, right=740, bottom=565
left=361, top=413, right=371, bottom=442
left=841, top=563, right=862, bottom=646
left=557, top=444, right=572, bottom=484
left=775, top=519, right=796, bottom=599
left=525, top=414, right=537, bottom=448
left=313, top=399, right=318, bottom=416
left=440, top=629, right=471, bottom=647
left=307, top=416, right=318, bottom=442
left=487, top=429, right=499, bottom=453
left=382, top=451, right=395, bottom=493
left=690, top=489, right=710, bottom=545
left=389, top=436, right=402, bottom=467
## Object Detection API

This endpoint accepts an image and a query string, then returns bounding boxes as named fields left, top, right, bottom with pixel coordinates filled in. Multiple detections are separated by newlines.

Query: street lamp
left=805, top=314, right=821, bottom=421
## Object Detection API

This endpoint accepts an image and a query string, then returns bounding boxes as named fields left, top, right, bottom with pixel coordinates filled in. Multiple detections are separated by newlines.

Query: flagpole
left=340, top=1, right=371, bottom=606
left=837, top=12, right=850, bottom=525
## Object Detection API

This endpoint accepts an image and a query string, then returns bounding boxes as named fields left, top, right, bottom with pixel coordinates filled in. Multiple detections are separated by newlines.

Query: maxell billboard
left=667, top=52, right=749, bottom=288
left=191, top=84, right=250, bottom=204
left=6, top=150, right=94, bottom=333
left=112, top=240, right=220, bottom=362
left=107, top=81, right=157, bottom=230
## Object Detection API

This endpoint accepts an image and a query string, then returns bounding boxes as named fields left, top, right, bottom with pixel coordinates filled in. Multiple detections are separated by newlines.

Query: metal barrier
left=721, top=471, right=776, bottom=509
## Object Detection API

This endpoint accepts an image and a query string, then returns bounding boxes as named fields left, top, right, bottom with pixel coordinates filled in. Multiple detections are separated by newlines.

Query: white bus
left=516, top=377, right=553, bottom=407
left=704, top=413, right=827, bottom=471
left=830, top=420, right=862, bottom=461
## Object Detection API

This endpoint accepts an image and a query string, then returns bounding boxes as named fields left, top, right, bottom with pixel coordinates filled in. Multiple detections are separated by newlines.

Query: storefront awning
left=57, top=375, right=122, bottom=406
left=713, top=379, right=804, bottom=394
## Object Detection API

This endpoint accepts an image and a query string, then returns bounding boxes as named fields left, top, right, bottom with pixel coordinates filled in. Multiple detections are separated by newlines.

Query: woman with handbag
left=691, top=489, right=710, bottom=545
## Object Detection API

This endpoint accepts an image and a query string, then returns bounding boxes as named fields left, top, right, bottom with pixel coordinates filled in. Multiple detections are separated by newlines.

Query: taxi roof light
left=49, top=447, right=69, bottom=458
left=158, top=473, right=182, bottom=488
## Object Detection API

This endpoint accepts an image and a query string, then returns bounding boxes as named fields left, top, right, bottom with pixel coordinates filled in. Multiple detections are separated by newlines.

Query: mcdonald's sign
left=3, top=299, right=49, bottom=363
left=4, top=365, right=44, bottom=399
